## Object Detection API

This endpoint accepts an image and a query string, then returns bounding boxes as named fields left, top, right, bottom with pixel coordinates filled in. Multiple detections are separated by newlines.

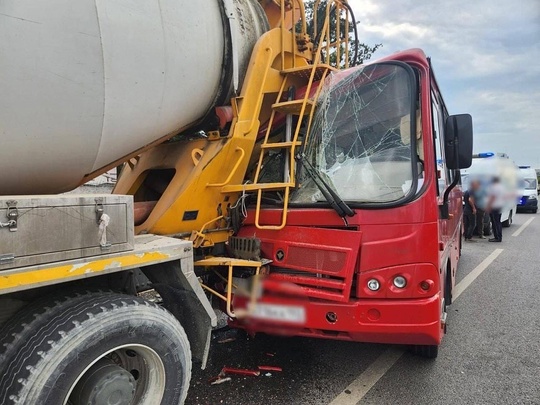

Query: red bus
left=233, top=49, right=473, bottom=358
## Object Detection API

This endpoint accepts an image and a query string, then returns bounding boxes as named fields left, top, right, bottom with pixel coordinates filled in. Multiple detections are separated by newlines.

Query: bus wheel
left=445, top=268, right=453, bottom=307
left=459, top=229, right=463, bottom=257
left=502, top=210, right=512, bottom=227
left=410, top=344, right=439, bottom=359
left=0, top=291, right=191, bottom=405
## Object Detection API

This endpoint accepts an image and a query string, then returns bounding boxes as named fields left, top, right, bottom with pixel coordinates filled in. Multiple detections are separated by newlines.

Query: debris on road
left=257, top=365, right=283, bottom=372
left=217, top=337, right=237, bottom=344
left=209, top=376, right=232, bottom=385
left=221, top=367, right=261, bottom=377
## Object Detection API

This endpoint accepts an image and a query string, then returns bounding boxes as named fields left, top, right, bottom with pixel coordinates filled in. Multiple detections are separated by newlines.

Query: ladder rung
left=222, top=182, right=294, bottom=193
left=272, top=99, right=313, bottom=115
left=261, top=141, right=302, bottom=149
left=281, top=64, right=337, bottom=80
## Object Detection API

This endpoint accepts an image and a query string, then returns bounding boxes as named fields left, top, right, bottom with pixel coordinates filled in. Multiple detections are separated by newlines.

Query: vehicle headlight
left=393, top=276, right=407, bottom=289
left=529, top=194, right=537, bottom=200
left=367, top=279, right=380, bottom=291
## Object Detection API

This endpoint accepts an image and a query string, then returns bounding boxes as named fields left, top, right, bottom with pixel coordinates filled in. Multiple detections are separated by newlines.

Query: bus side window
left=431, top=92, right=446, bottom=196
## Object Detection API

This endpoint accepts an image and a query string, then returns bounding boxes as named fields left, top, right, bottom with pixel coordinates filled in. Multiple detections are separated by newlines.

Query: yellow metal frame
left=0, top=235, right=190, bottom=295
left=114, top=5, right=312, bottom=242
left=113, top=0, right=354, bottom=238
left=195, top=257, right=262, bottom=318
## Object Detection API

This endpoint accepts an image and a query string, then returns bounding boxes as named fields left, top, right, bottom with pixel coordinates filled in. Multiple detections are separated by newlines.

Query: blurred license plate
left=251, top=303, right=306, bottom=324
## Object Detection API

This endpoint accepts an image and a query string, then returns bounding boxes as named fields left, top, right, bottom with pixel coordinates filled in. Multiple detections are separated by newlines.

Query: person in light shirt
left=487, top=177, right=505, bottom=242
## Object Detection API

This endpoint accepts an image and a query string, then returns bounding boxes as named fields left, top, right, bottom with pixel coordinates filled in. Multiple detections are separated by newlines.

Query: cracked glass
left=291, top=63, right=416, bottom=204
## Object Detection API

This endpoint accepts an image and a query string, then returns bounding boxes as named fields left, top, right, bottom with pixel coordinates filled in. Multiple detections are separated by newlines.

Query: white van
left=517, top=166, right=538, bottom=213
left=461, top=152, right=519, bottom=233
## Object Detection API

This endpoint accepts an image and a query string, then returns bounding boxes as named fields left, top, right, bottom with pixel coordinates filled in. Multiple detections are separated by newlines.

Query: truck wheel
left=502, top=210, right=512, bottom=227
left=0, top=291, right=191, bottom=405
left=410, top=344, right=439, bottom=359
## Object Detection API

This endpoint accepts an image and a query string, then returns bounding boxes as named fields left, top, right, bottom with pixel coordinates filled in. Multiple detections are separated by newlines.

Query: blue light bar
left=477, top=152, right=495, bottom=158
left=519, top=165, right=531, bottom=169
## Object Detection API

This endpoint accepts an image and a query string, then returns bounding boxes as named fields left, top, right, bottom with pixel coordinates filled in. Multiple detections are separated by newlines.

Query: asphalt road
left=186, top=211, right=540, bottom=405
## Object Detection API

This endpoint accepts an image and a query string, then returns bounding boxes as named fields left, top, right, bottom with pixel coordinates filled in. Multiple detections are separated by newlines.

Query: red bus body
left=233, top=49, right=463, bottom=348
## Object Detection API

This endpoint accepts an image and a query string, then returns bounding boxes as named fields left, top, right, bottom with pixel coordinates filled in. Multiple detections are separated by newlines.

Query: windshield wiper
left=297, top=153, right=355, bottom=220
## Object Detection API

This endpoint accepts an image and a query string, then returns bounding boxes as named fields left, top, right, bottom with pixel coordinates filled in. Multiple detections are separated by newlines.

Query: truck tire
left=0, top=291, right=191, bottom=405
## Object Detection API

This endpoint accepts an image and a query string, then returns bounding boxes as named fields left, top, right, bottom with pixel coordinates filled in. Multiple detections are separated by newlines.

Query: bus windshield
left=291, top=62, right=417, bottom=205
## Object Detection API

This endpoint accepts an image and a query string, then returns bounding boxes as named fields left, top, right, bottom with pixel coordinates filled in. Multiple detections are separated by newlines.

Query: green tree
left=301, top=0, right=381, bottom=67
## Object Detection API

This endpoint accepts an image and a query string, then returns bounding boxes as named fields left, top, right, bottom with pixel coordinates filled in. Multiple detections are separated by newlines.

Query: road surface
left=186, top=211, right=540, bottom=405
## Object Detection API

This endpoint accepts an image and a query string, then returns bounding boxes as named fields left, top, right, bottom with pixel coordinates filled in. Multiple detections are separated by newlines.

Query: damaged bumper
left=231, top=293, right=442, bottom=346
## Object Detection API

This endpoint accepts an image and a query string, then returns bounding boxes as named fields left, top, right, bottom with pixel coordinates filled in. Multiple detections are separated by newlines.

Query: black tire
left=0, top=291, right=191, bottom=405
left=410, top=344, right=439, bottom=359
left=445, top=269, right=453, bottom=307
left=459, top=226, right=463, bottom=257
left=502, top=210, right=512, bottom=227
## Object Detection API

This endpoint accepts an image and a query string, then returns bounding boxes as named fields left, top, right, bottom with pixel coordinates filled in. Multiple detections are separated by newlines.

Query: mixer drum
left=0, top=0, right=268, bottom=194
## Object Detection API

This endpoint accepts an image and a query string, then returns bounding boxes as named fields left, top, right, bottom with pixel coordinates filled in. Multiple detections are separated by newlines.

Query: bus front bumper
left=231, top=293, right=444, bottom=346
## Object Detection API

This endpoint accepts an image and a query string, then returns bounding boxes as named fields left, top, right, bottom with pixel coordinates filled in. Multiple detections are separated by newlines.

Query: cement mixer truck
left=0, top=0, right=474, bottom=403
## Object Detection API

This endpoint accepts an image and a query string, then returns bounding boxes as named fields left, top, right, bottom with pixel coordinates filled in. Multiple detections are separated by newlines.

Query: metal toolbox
left=0, top=194, right=134, bottom=270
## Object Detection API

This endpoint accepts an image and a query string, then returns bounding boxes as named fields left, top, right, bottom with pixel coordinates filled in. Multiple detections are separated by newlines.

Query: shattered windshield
left=291, top=63, right=417, bottom=205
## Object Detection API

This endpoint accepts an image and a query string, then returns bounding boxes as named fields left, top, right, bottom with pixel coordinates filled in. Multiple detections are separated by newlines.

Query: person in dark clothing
left=463, top=181, right=479, bottom=241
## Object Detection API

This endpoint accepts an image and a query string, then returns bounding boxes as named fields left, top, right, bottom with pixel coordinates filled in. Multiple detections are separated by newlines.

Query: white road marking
left=328, top=248, right=504, bottom=405
left=328, top=347, right=404, bottom=405
left=453, top=248, right=504, bottom=300
left=512, top=217, right=535, bottom=237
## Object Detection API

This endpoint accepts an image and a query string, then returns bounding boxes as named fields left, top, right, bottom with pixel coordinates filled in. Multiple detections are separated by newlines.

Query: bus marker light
left=367, top=279, right=380, bottom=291
left=393, top=276, right=407, bottom=288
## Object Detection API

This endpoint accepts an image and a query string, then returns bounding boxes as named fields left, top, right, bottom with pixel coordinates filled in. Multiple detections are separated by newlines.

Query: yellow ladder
left=254, top=63, right=336, bottom=230
left=221, top=0, right=352, bottom=230
left=221, top=63, right=335, bottom=230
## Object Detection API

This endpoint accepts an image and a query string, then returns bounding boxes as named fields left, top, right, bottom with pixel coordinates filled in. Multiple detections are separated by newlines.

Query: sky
left=350, top=0, right=540, bottom=168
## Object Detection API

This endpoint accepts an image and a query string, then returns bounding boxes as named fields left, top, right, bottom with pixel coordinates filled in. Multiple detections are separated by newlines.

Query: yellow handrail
left=241, top=47, right=274, bottom=136
left=313, top=0, right=352, bottom=68
left=206, top=147, right=245, bottom=187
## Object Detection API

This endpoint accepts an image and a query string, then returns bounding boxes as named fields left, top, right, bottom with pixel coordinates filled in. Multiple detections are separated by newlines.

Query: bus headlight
left=393, top=276, right=407, bottom=289
left=367, top=279, right=380, bottom=291
left=529, top=194, right=537, bottom=200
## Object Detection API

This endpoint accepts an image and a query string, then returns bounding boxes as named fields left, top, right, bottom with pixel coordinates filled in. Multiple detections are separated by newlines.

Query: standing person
left=487, top=177, right=504, bottom=242
left=472, top=179, right=487, bottom=239
left=463, top=182, right=478, bottom=241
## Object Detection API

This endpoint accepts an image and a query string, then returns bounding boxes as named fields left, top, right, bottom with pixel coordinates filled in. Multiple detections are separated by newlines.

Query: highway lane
left=185, top=211, right=539, bottom=405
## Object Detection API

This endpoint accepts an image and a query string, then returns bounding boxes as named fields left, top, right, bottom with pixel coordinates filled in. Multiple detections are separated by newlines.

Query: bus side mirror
left=444, top=114, right=473, bottom=170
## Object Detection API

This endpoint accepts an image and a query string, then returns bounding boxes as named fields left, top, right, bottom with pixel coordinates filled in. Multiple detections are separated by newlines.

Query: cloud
left=350, top=0, right=540, bottom=166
